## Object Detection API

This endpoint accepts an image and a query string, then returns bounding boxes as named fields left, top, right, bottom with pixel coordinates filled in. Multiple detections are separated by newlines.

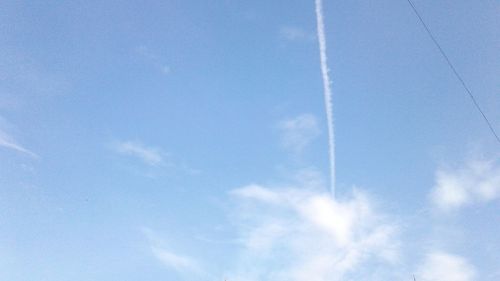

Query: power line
left=405, top=0, right=500, bottom=144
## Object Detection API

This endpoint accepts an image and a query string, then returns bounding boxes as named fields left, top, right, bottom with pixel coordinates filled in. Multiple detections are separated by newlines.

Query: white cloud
left=112, top=140, right=164, bottom=166
left=417, top=251, right=476, bottom=281
left=278, top=114, right=320, bottom=154
left=430, top=158, right=500, bottom=211
left=228, top=177, right=400, bottom=281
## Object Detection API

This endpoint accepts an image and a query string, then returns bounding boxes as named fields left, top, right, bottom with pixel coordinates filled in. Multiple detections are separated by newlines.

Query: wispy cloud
left=112, top=140, right=165, bottom=166
left=142, top=227, right=202, bottom=275
left=228, top=175, right=400, bottom=281
left=0, top=117, right=37, bottom=157
left=134, top=45, right=171, bottom=75
left=151, top=247, right=199, bottom=273
left=279, top=26, right=314, bottom=41
left=278, top=114, right=320, bottom=154
left=0, top=48, right=70, bottom=107
left=417, top=251, right=476, bottom=281
left=430, top=157, right=500, bottom=211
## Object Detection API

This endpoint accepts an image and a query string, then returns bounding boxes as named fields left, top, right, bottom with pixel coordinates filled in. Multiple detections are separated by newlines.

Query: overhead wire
left=405, top=0, right=500, bottom=144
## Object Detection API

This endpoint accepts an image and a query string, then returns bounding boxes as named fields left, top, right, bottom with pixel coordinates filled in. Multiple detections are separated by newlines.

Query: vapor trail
left=315, top=0, right=336, bottom=196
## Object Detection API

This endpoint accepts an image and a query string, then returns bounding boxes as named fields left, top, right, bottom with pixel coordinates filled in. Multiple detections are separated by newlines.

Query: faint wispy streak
left=0, top=131, right=38, bottom=158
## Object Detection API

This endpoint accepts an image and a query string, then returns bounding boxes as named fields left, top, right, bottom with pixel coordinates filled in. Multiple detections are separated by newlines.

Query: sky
left=0, top=0, right=499, bottom=280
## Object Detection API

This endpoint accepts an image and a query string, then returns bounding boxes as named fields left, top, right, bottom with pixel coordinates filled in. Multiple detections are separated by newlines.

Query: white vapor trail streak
left=315, top=0, right=336, bottom=196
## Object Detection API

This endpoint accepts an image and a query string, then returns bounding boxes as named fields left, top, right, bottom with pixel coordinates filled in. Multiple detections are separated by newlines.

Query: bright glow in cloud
left=228, top=178, right=400, bottom=281
left=278, top=114, right=320, bottom=154
left=417, top=251, right=476, bottom=281
left=315, top=0, right=336, bottom=194
left=430, top=158, right=500, bottom=211
left=112, top=140, right=164, bottom=166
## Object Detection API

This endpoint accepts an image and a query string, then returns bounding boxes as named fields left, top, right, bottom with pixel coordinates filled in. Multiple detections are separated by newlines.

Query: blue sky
left=1, top=0, right=499, bottom=280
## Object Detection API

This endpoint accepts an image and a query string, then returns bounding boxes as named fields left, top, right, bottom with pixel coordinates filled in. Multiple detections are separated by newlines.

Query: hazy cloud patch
left=142, top=227, right=202, bottom=274
left=417, top=251, right=476, bottom=281
left=134, top=45, right=171, bottom=75
left=112, top=140, right=165, bottom=166
left=430, top=157, right=500, bottom=211
left=151, top=247, right=200, bottom=273
left=0, top=48, right=70, bottom=105
left=278, top=114, right=320, bottom=154
left=279, top=26, right=315, bottom=41
left=0, top=117, right=37, bottom=157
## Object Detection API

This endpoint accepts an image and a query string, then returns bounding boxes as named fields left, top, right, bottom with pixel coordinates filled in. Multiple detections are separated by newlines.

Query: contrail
left=315, top=0, right=336, bottom=196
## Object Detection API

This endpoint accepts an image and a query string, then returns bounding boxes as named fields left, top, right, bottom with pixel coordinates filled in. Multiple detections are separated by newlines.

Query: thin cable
left=406, top=0, right=500, bottom=144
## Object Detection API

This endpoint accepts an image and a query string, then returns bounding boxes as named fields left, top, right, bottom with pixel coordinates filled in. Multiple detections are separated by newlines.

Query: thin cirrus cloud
left=278, top=114, right=320, bottom=154
left=227, top=175, right=400, bottom=281
left=112, top=140, right=165, bottom=166
left=0, top=48, right=70, bottom=103
left=417, top=251, right=476, bottom=281
left=151, top=247, right=200, bottom=273
left=430, top=157, right=500, bottom=212
left=0, top=131, right=37, bottom=158
left=142, top=227, right=202, bottom=275
left=279, top=26, right=315, bottom=41
left=135, top=45, right=171, bottom=75
left=0, top=118, right=37, bottom=158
